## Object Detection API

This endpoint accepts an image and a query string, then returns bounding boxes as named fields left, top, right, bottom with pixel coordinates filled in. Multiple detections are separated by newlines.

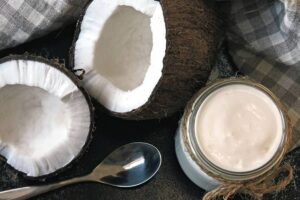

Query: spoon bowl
left=93, top=142, right=161, bottom=187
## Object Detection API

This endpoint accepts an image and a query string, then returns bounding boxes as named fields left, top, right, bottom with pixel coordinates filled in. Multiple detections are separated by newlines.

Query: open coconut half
left=0, top=56, right=93, bottom=177
left=71, top=0, right=221, bottom=119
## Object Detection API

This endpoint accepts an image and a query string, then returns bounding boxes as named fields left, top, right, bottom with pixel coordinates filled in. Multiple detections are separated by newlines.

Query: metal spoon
left=0, top=142, right=162, bottom=200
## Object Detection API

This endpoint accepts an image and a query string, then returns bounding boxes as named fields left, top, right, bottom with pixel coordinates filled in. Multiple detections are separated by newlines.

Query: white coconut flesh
left=0, top=60, right=91, bottom=177
left=74, top=0, right=166, bottom=113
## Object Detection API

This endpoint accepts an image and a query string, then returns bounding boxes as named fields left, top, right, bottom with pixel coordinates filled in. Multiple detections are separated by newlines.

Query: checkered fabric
left=224, top=0, right=300, bottom=149
left=0, top=0, right=89, bottom=50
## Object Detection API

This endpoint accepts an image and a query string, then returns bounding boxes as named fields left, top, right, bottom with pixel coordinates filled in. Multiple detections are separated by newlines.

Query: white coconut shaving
left=0, top=60, right=91, bottom=177
left=74, top=0, right=166, bottom=113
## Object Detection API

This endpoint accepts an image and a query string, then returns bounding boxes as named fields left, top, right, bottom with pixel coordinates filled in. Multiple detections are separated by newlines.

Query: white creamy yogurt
left=195, top=84, right=283, bottom=172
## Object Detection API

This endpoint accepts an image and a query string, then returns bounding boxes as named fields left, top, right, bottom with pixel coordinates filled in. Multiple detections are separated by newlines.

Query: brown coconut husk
left=70, top=0, right=223, bottom=120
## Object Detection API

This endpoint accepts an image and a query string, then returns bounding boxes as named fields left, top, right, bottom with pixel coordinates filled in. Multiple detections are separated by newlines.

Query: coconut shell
left=70, top=0, right=222, bottom=120
left=0, top=55, right=95, bottom=180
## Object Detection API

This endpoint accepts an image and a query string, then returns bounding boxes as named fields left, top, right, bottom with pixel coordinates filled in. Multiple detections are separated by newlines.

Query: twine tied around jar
left=203, top=162, right=293, bottom=200
left=181, top=78, right=294, bottom=200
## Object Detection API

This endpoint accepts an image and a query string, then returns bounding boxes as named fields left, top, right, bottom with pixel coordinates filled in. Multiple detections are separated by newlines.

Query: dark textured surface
left=0, top=24, right=299, bottom=200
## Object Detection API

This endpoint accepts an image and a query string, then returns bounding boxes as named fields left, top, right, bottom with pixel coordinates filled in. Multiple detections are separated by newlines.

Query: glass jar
left=175, top=78, right=290, bottom=191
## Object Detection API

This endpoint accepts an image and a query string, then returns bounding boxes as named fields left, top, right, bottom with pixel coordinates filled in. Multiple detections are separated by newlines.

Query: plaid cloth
left=223, top=0, right=300, bottom=149
left=0, top=0, right=88, bottom=50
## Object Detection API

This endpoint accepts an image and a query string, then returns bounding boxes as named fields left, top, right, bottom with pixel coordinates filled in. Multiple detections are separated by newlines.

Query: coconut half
left=0, top=56, right=93, bottom=177
left=71, top=0, right=221, bottom=119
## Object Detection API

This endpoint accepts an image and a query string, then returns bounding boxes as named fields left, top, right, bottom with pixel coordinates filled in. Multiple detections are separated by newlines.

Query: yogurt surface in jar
left=195, top=84, right=283, bottom=172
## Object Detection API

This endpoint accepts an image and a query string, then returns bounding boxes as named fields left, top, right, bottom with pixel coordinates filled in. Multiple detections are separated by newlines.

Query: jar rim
left=183, top=78, right=290, bottom=181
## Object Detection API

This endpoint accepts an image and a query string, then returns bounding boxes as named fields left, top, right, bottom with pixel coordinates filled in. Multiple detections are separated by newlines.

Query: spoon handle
left=0, top=175, right=91, bottom=200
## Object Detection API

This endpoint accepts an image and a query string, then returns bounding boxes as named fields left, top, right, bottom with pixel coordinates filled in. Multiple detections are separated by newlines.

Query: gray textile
left=0, top=0, right=88, bottom=50
left=225, top=0, right=300, bottom=149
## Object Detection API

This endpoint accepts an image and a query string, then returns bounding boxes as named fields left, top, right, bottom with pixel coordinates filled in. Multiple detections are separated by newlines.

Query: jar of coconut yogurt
left=175, top=78, right=291, bottom=192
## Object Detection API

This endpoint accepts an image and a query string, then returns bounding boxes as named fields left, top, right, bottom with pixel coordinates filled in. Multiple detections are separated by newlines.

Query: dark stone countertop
left=0, top=24, right=299, bottom=200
